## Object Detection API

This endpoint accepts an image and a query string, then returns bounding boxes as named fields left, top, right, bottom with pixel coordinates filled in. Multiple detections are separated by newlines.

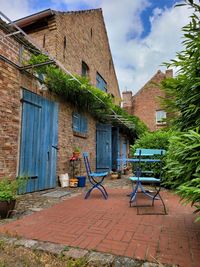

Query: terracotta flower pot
left=0, top=199, right=16, bottom=219
left=73, top=152, right=80, bottom=158
left=69, top=178, right=78, bottom=188
left=110, top=173, right=118, bottom=179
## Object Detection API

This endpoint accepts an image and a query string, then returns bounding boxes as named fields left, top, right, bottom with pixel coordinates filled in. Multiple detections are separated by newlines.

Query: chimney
left=122, top=91, right=133, bottom=108
left=165, top=69, right=173, bottom=78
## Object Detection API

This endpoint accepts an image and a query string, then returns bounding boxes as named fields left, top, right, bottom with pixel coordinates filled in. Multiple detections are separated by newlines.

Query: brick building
left=0, top=9, right=132, bottom=192
left=15, top=9, right=121, bottom=103
left=122, top=70, right=173, bottom=131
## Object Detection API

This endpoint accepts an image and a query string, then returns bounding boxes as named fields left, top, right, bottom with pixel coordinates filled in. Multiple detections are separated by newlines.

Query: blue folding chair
left=129, top=148, right=167, bottom=215
left=83, top=152, right=108, bottom=199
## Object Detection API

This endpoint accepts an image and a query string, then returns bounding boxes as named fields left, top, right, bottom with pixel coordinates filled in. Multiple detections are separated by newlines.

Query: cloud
left=101, top=2, right=192, bottom=94
left=0, top=0, right=31, bottom=21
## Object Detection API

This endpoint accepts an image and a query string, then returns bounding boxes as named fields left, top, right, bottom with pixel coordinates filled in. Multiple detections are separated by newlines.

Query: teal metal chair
left=83, top=152, right=108, bottom=199
left=129, top=148, right=167, bottom=215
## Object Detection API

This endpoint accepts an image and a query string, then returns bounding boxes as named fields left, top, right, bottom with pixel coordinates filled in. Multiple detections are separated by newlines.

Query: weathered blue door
left=96, top=123, right=112, bottom=171
left=19, top=89, right=58, bottom=193
left=122, top=137, right=127, bottom=159
left=112, top=127, right=120, bottom=170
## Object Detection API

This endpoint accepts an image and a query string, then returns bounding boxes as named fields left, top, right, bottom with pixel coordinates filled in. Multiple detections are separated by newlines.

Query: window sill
left=156, top=122, right=167, bottom=125
left=73, top=131, right=88, bottom=139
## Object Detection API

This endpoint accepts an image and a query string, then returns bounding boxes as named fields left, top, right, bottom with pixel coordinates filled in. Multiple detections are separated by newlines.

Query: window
left=72, top=112, right=88, bottom=135
left=82, top=61, right=89, bottom=77
left=96, top=72, right=107, bottom=92
left=156, top=110, right=167, bottom=124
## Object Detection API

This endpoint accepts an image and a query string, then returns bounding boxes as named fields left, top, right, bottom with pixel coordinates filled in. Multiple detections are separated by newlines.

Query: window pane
left=72, top=112, right=88, bottom=134
left=82, top=61, right=89, bottom=77
left=156, top=110, right=166, bottom=124
left=96, top=72, right=107, bottom=92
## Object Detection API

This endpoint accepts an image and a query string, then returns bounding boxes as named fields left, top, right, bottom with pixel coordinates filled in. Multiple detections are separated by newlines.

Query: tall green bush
left=130, top=130, right=172, bottom=155
left=161, top=0, right=200, bottom=131
left=160, top=0, right=200, bottom=220
left=164, top=129, right=200, bottom=188
left=164, top=129, right=200, bottom=220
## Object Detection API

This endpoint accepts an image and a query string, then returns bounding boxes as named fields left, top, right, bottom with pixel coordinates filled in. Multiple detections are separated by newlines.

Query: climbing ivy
left=28, top=54, right=147, bottom=138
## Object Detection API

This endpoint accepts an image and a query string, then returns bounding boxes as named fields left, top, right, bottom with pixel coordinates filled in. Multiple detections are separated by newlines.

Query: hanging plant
left=27, top=54, right=147, bottom=137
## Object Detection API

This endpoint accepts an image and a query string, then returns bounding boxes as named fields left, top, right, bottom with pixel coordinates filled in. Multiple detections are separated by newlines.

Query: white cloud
left=0, top=0, right=31, bottom=20
left=0, top=0, right=193, bottom=94
left=101, top=2, right=192, bottom=94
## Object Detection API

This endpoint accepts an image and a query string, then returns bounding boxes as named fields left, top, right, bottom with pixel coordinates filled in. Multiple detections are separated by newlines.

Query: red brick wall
left=24, top=10, right=121, bottom=104
left=0, top=27, right=96, bottom=180
left=123, top=70, right=172, bottom=131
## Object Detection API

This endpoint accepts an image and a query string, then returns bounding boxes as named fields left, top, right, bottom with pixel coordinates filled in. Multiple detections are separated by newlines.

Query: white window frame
left=156, top=110, right=167, bottom=125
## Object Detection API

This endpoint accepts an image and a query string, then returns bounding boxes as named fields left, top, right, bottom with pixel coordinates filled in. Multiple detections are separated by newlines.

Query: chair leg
left=99, top=184, right=108, bottom=197
left=85, top=184, right=108, bottom=199
left=129, top=182, right=139, bottom=206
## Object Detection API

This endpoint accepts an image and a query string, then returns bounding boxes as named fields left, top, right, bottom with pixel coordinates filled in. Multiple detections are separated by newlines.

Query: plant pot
left=76, top=176, right=86, bottom=187
left=0, top=199, right=16, bottom=219
left=110, top=173, right=118, bottom=179
left=73, top=152, right=80, bottom=158
left=69, top=178, right=78, bottom=188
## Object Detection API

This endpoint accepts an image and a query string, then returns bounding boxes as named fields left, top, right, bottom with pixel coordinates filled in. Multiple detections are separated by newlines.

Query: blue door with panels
left=112, top=127, right=120, bottom=170
left=19, top=89, right=58, bottom=193
left=96, top=123, right=112, bottom=172
left=122, top=137, right=127, bottom=159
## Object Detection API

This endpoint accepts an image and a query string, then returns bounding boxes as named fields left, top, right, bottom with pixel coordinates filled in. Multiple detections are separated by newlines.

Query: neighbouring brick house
left=122, top=70, right=173, bottom=131
left=0, top=9, right=132, bottom=193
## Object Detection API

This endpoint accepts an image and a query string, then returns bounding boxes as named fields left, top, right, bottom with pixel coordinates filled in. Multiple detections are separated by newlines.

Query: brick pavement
left=0, top=189, right=199, bottom=267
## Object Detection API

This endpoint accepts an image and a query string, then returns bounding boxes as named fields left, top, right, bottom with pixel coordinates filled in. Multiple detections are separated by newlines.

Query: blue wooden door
left=112, top=127, right=120, bottom=170
left=96, top=123, right=112, bottom=171
left=19, top=89, right=58, bottom=193
left=122, top=137, right=127, bottom=159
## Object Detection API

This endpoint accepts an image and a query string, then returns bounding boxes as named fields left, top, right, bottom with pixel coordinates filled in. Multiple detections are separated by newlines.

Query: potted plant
left=0, top=177, right=26, bottom=219
left=73, top=146, right=81, bottom=158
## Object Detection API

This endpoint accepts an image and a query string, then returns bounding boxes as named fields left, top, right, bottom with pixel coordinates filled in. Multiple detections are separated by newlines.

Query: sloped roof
left=133, top=70, right=166, bottom=99
left=14, top=8, right=103, bottom=28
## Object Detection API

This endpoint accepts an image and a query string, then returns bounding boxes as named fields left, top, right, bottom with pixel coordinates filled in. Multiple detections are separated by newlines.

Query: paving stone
left=63, top=247, right=88, bottom=259
left=87, top=252, right=115, bottom=266
left=29, top=208, right=43, bottom=212
left=14, top=239, right=38, bottom=248
left=141, top=262, right=159, bottom=267
left=36, top=242, right=65, bottom=254
left=42, top=190, right=71, bottom=198
left=113, top=256, right=142, bottom=267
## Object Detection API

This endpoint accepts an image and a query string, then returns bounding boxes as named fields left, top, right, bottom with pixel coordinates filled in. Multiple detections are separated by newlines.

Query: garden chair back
left=129, top=148, right=167, bottom=215
left=83, top=152, right=108, bottom=199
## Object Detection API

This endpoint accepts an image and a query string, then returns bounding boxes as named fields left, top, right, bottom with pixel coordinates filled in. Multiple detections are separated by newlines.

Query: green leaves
left=131, top=130, right=172, bottom=153
left=161, top=1, right=200, bottom=131
left=28, top=55, right=147, bottom=138
left=164, top=129, right=200, bottom=220
left=0, top=177, right=27, bottom=201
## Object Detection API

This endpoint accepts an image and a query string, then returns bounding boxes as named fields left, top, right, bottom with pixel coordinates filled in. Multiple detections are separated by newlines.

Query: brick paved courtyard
left=0, top=188, right=199, bottom=267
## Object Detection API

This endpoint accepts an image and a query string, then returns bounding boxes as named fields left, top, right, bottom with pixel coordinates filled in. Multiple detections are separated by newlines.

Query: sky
left=0, top=0, right=193, bottom=94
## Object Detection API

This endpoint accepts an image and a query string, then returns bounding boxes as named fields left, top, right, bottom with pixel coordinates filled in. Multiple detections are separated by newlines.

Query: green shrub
left=130, top=130, right=172, bottom=155
left=164, top=129, right=200, bottom=188
left=164, top=129, right=200, bottom=220
left=177, top=178, right=200, bottom=222
left=0, top=177, right=27, bottom=201
left=130, top=130, right=172, bottom=178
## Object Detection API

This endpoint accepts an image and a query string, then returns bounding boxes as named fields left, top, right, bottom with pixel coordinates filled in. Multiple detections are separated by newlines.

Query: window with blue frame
left=72, top=112, right=88, bottom=135
left=96, top=72, right=107, bottom=92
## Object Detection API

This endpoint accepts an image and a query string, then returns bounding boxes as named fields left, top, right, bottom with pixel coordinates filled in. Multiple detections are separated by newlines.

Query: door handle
left=52, top=145, right=59, bottom=150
